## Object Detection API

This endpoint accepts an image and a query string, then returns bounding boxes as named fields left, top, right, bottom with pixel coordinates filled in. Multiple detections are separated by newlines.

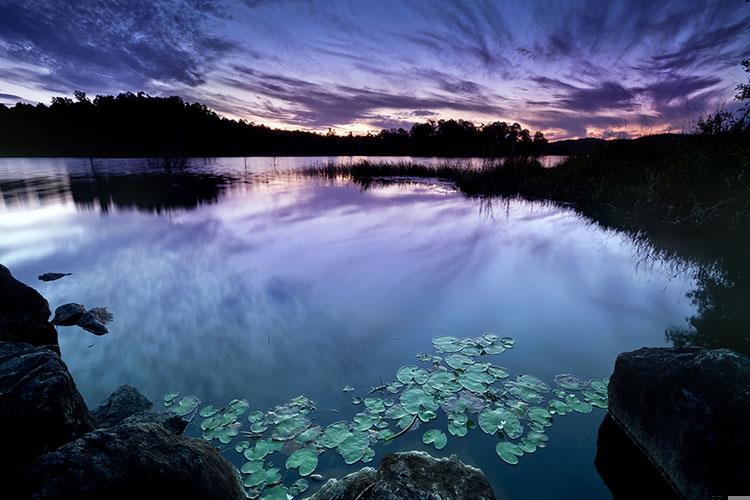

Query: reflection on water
left=0, top=157, right=694, bottom=499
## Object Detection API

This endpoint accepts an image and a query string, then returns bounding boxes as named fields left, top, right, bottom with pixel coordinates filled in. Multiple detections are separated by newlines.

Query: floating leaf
left=199, top=405, right=218, bottom=418
left=458, top=370, right=493, bottom=393
left=235, top=440, right=251, bottom=453
left=353, top=413, right=374, bottom=431
left=364, top=398, right=386, bottom=414
left=396, top=366, right=429, bottom=385
left=317, top=422, right=352, bottom=448
left=418, top=409, right=437, bottom=422
left=250, top=422, right=269, bottom=433
left=289, top=479, right=309, bottom=496
left=478, top=407, right=523, bottom=439
left=337, top=432, right=370, bottom=464
left=500, top=337, right=516, bottom=348
left=171, top=395, right=200, bottom=416
left=555, top=373, right=584, bottom=391
left=547, top=399, right=571, bottom=415
left=241, top=460, right=264, bottom=474
left=247, top=411, right=264, bottom=423
left=352, top=396, right=362, bottom=405
left=259, top=485, right=289, bottom=500
left=527, top=407, right=553, bottom=427
left=362, top=447, right=375, bottom=463
left=432, top=336, right=464, bottom=353
left=519, top=431, right=549, bottom=453
left=244, top=439, right=282, bottom=460
left=565, top=394, right=593, bottom=414
left=422, top=429, right=447, bottom=449
left=445, top=353, right=475, bottom=370
left=243, top=467, right=281, bottom=488
left=163, top=393, right=180, bottom=406
left=400, top=387, right=439, bottom=415
left=296, top=426, right=322, bottom=444
left=286, top=448, right=318, bottom=476
left=425, top=371, right=462, bottom=396
left=496, top=441, right=523, bottom=464
left=273, top=415, right=310, bottom=440
left=488, top=365, right=509, bottom=379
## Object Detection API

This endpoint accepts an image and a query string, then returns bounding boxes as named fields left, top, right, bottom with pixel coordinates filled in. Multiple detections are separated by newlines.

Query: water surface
left=0, top=157, right=694, bottom=499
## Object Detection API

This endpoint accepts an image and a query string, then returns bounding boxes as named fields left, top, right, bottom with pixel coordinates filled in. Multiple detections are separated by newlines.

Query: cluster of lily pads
left=163, top=333, right=608, bottom=499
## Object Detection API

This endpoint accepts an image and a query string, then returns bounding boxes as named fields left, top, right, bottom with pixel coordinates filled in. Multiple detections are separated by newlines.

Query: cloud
left=0, top=0, right=234, bottom=92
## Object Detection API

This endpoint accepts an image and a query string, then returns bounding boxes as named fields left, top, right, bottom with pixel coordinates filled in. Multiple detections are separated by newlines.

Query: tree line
left=0, top=91, right=548, bottom=157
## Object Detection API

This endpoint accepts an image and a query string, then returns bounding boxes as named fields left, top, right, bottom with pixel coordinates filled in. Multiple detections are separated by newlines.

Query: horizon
left=0, top=1, right=748, bottom=140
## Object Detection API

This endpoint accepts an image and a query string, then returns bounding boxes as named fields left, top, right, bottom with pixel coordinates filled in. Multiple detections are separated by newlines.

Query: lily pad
left=353, top=413, right=374, bottom=431
left=458, top=370, right=493, bottom=393
left=445, top=353, right=475, bottom=370
left=422, top=429, right=447, bottom=449
left=244, top=439, right=282, bottom=460
left=547, top=399, right=571, bottom=415
left=432, top=336, right=464, bottom=353
left=273, top=415, right=310, bottom=440
left=519, top=431, right=549, bottom=453
left=163, top=393, right=180, bottom=406
left=396, top=366, right=429, bottom=385
left=171, top=395, right=200, bottom=416
left=259, top=485, right=289, bottom=500
left=289, top=479, right=309, bottom=496
left=496, top=441, right=523, bottom=464
left=243, top=467, right=281, bottom=488
left=362, top=447, right=376, bottom=463
left=337, top=431, right=370, bottom=464
left=199, top=405, right=219, bottom=418
left=317, top=422, right=352, bottom=448
left=247, top=410, right=264, bottom=423
left=364, top=398, right=386, bottom=414
left=478, top=407, right=523, bottom=439
left=286, top=448, right=318, bottom=476
left=241, top=460, right=264, bottom=474
left=400, top=387, right=439, bottom=415
left=527, top=407, right=553, bottom=427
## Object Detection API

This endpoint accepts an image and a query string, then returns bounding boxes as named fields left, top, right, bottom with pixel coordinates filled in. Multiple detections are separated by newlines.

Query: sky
left=0, top=0, right=748, bottom=140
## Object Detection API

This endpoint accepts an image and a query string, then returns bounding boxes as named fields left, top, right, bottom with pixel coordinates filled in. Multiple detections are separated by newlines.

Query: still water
left=0, top=157, right=694, bottom=499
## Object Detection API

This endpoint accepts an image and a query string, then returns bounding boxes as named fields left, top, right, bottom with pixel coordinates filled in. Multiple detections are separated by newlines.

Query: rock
left=0, top=264, right=58, bottom=348
left=76, top=310, right=109, bottom=335
left=20, top=421, right=246, bottom=499
left=608, top=347, right=750, bottom=500
left=0, top=342, right=94, bottom=476
left=50, top=303, right=86, bottom=326
left=91, top=385, right=152, bottom=427
left=38, top=272, right=72, bottom=282
left=307, top=451, right=495, bottom=500
left=594, top=414, right=679, bottom=499
left=92, top=384, right=187, bottom=434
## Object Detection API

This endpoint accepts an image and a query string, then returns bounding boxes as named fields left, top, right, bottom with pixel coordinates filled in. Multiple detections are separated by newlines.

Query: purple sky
left=0, top=0, right=748, bottom=139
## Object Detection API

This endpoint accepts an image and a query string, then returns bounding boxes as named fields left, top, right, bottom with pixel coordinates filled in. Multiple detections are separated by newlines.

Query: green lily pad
left=352, top=396, right=362, bottom=405
left=337, top=431, right=371, bottom=464
left=241, top=460, right=264, bottom=474
left=273, top=415, right=310, bottom=440
left=259, top=485, right=289, bottom=500
left=362, top=447, right=376, bottom=463
left=364, top=398, right=386, bottom=414
left=445, top=353, right=475, bottom=370
left=171, top=395, right=200, bottom=416
left=235, top=440, right=251, bottom=453
left=163, top=392, right=180, bottom=406
left=353, top=413, right=374, bottom=431
left=400, top=387, right=439, bottom=415
left=384, top=404, right=409, bottom=420
left=425, top=371, right=462, bottom=396
left=243, top=467, right=281, bottom=487
left=317, top=422, right=352, bottom=448
left=519, top=431, right=549, bottom=453
left=250, top=422, right=269, bottom=433
left=555, top=373, right=585, bottom=391
left=432, top=336, right=464, bottom=353
left=547, top=399, right=571, bottom=415
left=458, top=370, right=493, bottom=393
left=286, top=448, right=318, bottom=476
left=478, top=407, right=523, bottom=438
left=500, top=337, right=516, bottom=348
left=289, top=479, right=309, bottom=496
left=422, top=429, right=447, bottom=449
left=527, top=407, right=553, bottom=427
left=496, top=441, right=523, bottom=464
left=418, top=409, right=437, bottom=422
left=199, top=405, right=218, bottom=418
left=244, top=439, right=282, bottom=460
left=396, top=366, right=429, bottom=385
left=448, top=420, right=468, bottom=437
left=247, top=410, right=264, bottom=423
left=295, top=425, right=322, bottom=444
left=565, top=394, right=593, bottom=413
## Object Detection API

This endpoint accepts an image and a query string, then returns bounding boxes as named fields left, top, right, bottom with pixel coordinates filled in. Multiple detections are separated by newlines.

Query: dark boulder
left=608, top=347, right=750, bottom=500
left=0, top=264, right=57, bottom=348
left=50, top=303, right=86, bottom=326
left=0, top=342, right=93, bottom=476
left=92, top=384, right=188, bottom=434
left=21, top=421, right=246, bottom=499
left=76, top=310, right=109, bottom=335
left=308, top=451, right=496, bottom=500
left=91, top=385, right=152, bottom=427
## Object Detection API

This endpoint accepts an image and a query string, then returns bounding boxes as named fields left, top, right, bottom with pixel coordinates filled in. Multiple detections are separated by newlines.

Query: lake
left=0, top=157, right=695, bottom=499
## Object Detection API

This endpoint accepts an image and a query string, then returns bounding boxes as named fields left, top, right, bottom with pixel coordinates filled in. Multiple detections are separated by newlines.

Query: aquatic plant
left=164, top=333, right=608, bottom=498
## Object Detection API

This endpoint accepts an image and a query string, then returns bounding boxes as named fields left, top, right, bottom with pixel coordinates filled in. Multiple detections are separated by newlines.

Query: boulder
left=50, top=303, right=86, bottom=326
left=76, top=310, right=109, bottom=335
left=0, top=264, right=58, bottom=348
left=308, top=451, right=495, bottom=500
left=0, top=342, right=93, bottom=475
left=92, top=384, right=188, bottom=434
left=21, top=421, right=246, bottom=499
left=608, top=347, right=750, bottom=500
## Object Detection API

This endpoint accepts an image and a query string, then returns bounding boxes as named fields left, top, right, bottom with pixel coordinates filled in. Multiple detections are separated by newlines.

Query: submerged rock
left=608, top=347, right=750, bottom=500
left=92, top=384, right=187, bottom=434
left=0, top=342, right=93, bottom=476
left=0, top=264, right=58, bottom=348
left=50, top=303, right=86, bottom=326
left=21, top=421, right=246, bottom=499
left=308, top=451, right=495, bottom=500
left=38, top=272, right=72, bottom=282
